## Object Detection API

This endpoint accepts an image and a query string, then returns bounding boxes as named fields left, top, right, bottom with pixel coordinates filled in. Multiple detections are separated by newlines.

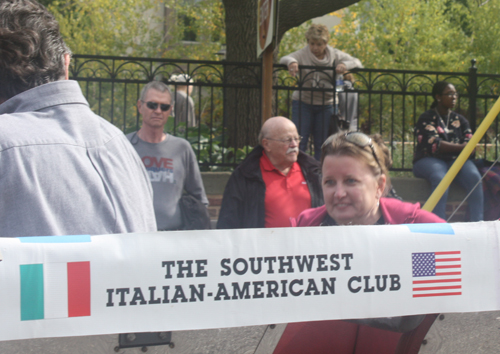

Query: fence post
left=261, top=45, right=274, bottom=124
left=468, top=59, right=478, bottom=132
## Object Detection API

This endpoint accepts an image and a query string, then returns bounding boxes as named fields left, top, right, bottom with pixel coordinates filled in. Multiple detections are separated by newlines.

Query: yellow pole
left=422, top=95, right=500, bottom=212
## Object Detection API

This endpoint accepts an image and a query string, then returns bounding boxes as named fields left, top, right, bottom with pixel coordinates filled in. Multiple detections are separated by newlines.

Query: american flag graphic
left=412, top=251, right=461, bottom=298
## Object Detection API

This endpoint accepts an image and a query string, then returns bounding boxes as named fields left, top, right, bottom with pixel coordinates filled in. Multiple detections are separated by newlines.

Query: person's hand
left=439, top=141, right=475, bottom=154
left=288, top=62, right=299, bottom=77
left=336, top=63, right=347, bottom=74
left=461, top=141, right=476, bottom=154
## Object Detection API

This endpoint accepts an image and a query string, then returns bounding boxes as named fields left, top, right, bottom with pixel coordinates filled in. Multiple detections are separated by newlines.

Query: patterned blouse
left=413, top=109, right=473, bottom=162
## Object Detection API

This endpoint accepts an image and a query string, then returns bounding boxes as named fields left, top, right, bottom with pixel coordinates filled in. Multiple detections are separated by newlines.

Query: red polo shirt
left=260, top=152, right=312, bottom=228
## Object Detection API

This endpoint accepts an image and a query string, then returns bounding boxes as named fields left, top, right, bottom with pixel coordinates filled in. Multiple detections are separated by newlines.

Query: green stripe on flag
left=20, top=264, right=44, bottom=321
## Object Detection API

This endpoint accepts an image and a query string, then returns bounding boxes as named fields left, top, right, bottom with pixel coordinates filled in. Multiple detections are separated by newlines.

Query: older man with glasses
left=217, top=116, right=323, bottom=229
left=127, top=81, right=208, bottom=230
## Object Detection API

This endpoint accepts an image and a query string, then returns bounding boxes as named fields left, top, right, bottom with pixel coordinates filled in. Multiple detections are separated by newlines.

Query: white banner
left=0, top=221, right=499, bottom=341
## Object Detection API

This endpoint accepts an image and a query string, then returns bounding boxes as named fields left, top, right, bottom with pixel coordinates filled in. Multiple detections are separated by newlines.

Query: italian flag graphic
left=20, top=262, right=91, bottom=321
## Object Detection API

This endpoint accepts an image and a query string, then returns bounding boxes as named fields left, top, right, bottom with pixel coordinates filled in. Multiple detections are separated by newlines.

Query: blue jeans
left=413, top=157, right=484, bottom=221
left=292, top=100, right=334, bottom=160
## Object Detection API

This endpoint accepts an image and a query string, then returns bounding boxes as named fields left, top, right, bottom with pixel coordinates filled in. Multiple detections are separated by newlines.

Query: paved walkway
left=420, top=311, right=500, bottom=353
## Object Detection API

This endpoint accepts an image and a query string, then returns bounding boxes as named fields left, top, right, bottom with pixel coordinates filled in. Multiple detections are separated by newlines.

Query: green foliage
left=466, top=0, right=500, bottom=74
left=331, top=0, right=470, bottom=72
left=165, top=120, right=252, bottom=171
left=163, top=0, right=225, bottom=60
left=48, top=0, right=165, bottom=56
left=322, top=0, right=500, bottom=75
left=48, top=0, right=225, bottom=60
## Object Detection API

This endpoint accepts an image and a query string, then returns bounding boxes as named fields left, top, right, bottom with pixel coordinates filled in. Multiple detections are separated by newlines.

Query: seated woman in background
left=413, top=81, right=483, bottom=221
left=274, top=132, right=443, bottom=354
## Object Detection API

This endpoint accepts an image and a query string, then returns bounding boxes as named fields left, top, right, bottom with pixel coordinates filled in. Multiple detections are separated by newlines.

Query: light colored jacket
left=280, top=45, right=363, bottom=105
left=0, top=80, right=156, bottom=237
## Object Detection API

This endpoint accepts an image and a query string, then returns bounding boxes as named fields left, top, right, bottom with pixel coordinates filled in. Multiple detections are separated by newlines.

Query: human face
left=437, top=84, right=458, bottom=110
left=262, top=123, right=300, bottom=170
left=138, top=89, right=172, bottom=129
left=322, top=155, right=386, bottom=225
left=308, top=39, right=327, bottom=59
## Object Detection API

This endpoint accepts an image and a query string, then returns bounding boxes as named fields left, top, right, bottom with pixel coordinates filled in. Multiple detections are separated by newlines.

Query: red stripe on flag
left=67, top=262, right=91, bottom=317
left=413, top=292, right=462, bottom=298
left=413, top=278, right=461, bottom=284
left=435, top=258, right=461, bottom=262
left=413, top=285, right=462, bottom=291
left=435, top=271, right=461, bottom=276
left=435, top=251, right=460, bottom=255
left=436, top=265, right=461, bottom=269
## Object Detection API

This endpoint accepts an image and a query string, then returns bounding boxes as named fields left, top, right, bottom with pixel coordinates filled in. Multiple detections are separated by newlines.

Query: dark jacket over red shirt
left=217, top=145, right=323, bottom=229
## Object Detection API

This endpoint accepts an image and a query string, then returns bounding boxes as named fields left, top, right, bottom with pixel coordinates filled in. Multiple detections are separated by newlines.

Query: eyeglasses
left=442, top=92, right=459, bottom=98
left=143, top=101, right=171, bottom=111
left=265, top=136, right=302, bottom=145
left=344, top=132, right=382, bottom=170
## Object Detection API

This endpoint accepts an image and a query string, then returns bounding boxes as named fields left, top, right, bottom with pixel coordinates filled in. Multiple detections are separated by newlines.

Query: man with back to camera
left=217, top=116, right=323, bottom=229
left=0, top=0, right=156, bottom=237
left=127, top=81, right=208, bottom=230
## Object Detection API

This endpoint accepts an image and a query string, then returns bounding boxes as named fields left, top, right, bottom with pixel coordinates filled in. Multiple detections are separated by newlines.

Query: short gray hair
left=305, top=24, right=329, bottom=44
left=139, top=81, right=172, bottom=101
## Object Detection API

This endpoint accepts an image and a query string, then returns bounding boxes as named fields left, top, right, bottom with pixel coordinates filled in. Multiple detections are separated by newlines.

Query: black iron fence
left=70, top=55, right=500, bottom=171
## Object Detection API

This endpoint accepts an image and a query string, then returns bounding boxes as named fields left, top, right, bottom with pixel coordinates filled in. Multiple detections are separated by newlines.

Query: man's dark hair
left=0, top=0, right=70, bottom=101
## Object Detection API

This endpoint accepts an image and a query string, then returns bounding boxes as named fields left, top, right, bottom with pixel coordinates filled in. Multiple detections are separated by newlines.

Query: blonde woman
left=280, top=24, right=362, bottom=160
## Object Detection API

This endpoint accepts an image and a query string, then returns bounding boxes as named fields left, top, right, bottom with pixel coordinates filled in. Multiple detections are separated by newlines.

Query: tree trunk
left=222, top=0, right=360, bottom=148
left=222, top=0, right=261, bottom=148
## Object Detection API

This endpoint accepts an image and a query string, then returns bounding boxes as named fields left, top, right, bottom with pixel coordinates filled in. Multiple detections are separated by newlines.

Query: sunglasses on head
left=143, top=101, right=171, bottom=112
left=344, top=132, right=382, bottom=169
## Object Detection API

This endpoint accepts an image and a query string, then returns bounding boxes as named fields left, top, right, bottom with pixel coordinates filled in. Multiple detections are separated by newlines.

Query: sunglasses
left=344, top=132, right=382, bottom=169
left=143, top=101, right=171, bottom=112
left=323, top=132, right=383, bottom=170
